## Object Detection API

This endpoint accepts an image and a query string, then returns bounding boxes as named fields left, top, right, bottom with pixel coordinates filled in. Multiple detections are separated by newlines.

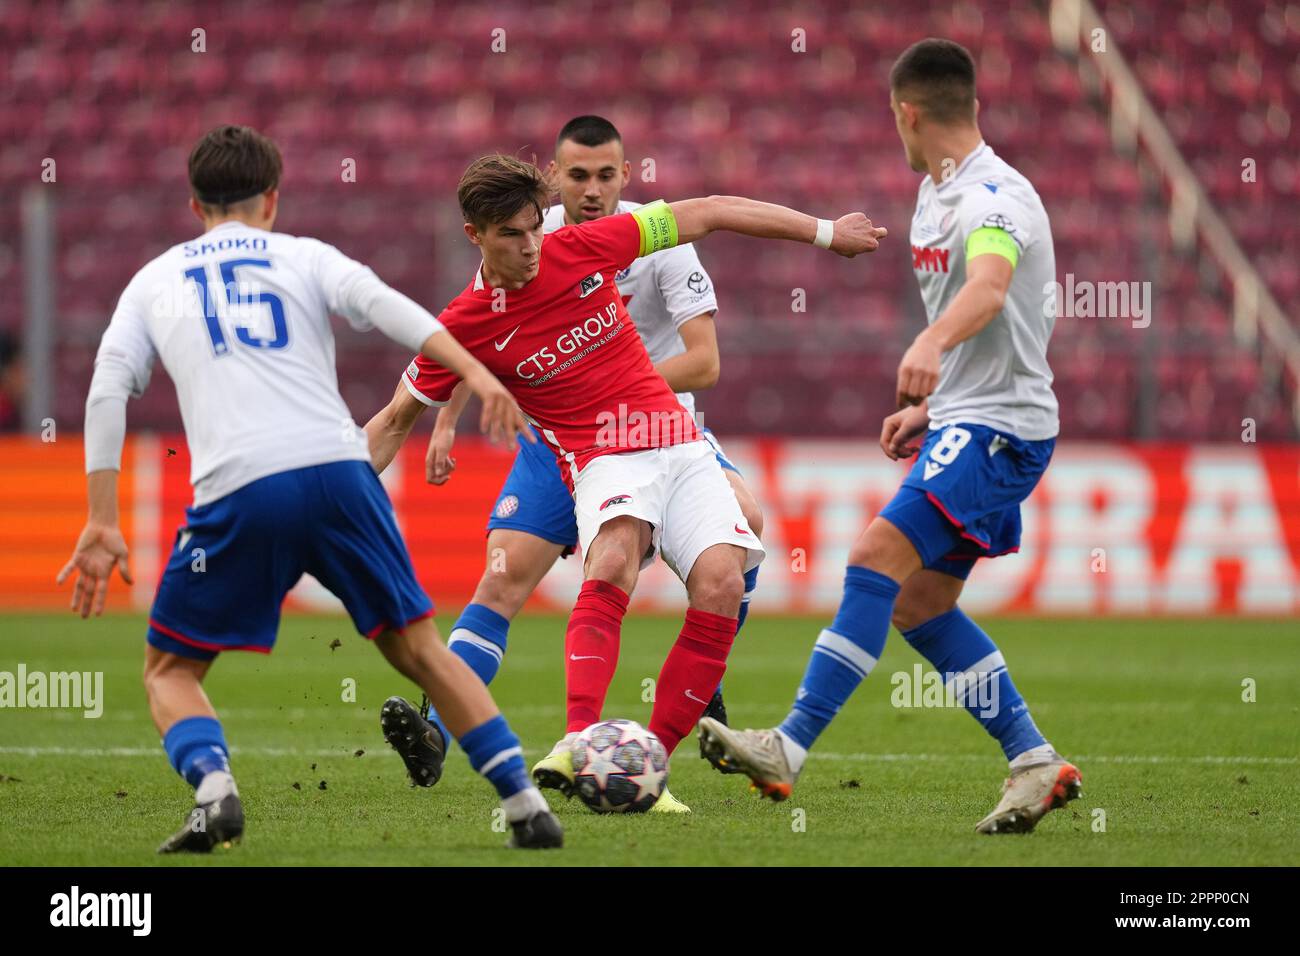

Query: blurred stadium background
left=1, top=0, right=1297, bottom=616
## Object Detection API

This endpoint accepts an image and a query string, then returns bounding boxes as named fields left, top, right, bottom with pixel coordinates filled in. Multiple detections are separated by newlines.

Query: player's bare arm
left=652, top=314, right=720, bottom=392
left=57, top=287, right=145, bottom=618
left=418, top=329, right=531, bottom=446
left=368, top=334, right=531, bottom=473
left=895, top=249, right=1014, bottom=407
left=666, top=196, right=887, bottom=258
left=57, top=470, right=134, bottom=619
left=366, top=379, right=430, bottom=473
left=427, top=381, right=472, bottom=485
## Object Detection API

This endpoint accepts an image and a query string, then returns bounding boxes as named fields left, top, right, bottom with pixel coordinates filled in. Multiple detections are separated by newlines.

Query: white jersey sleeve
left=83, top=272, right=159, bottom=472
left=957, top=186, right=1033, bottom=256
left=92, top=272, right=159, bottom=400
left=303, top=238, right=370, bottom=326
left=301, top=238, right=443, bottom=353
left=650, top=242, right=718, bottom=329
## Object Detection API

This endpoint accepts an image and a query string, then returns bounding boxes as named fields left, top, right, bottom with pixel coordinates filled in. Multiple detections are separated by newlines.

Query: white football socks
left=194, top=770, right=238, bottom=805
left=776, top=730, right=808, bottom=776
left=501, top=786, right=549, bottom=823
left=1009, top=743, right=1058, bottom=771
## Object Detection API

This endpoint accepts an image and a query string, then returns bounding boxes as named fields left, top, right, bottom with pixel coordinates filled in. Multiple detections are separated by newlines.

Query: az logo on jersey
left=576, top=272, right=604, bottom=298
left=599, top=494, right=633, bottom=511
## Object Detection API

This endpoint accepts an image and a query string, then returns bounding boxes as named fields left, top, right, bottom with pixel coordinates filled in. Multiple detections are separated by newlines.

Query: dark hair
left=188, top=125, right=283, bottom=209
left=889, top=38, right=977, bottom=125
left=457, top=154, right=552, bottom=230
left=556, top=115, right=622, bottom=150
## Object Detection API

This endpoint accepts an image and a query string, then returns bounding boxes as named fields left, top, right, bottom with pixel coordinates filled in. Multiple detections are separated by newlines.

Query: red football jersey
left=404, top=212, right=699, bottom=485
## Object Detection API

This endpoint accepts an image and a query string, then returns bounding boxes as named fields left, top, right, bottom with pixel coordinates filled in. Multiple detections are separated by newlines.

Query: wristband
left=813, top=218, right=834, bottom=250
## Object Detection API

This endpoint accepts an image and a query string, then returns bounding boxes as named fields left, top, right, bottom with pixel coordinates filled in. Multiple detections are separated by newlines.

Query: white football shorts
left=572, top=439, right=764, bottom=581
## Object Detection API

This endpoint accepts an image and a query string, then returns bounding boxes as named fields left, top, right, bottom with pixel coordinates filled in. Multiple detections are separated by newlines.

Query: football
left=570, top=719, right=669, bottom=813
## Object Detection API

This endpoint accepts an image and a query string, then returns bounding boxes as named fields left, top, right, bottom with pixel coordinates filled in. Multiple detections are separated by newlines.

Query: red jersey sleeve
left=402, top=353, right=458, bottom=406
left=551, top=212, right=642, bottom=273
left=400, top=302, right=463, bottom=406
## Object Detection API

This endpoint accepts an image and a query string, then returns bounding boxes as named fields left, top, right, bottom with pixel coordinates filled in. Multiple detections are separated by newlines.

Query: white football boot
left=697, top=717, right=797, bottom=801
left=974, top=755, right=1082, bottom=834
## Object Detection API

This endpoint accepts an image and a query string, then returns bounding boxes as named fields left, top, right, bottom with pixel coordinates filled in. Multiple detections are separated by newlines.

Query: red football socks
left=564, top=579, right=630, bottom=733
left=650, top=608, right=738, bottom=754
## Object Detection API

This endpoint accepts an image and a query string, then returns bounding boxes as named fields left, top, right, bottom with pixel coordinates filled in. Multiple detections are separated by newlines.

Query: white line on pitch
left=812, top=752, right=1300, bottom=765
left=0, top=746, right=1295, bottom=766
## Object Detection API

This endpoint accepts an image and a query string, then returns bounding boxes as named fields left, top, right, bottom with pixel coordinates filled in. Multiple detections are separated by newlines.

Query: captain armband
left=631, top=200, right=680, bottom=256
left=965, top=226, right=1020, bottom=267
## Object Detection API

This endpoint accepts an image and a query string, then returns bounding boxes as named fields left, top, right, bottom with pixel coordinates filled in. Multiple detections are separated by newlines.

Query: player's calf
left=649, top=607, right=737, bottom=754
left=150, top=682, right=245, bottom=853
left=377, top=621, right=563, bottom=848
left=461, top=716, right=563, bottom=849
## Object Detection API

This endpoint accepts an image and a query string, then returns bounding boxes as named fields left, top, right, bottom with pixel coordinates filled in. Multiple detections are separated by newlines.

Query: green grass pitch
left=1, top=612, right=1296, bottom=866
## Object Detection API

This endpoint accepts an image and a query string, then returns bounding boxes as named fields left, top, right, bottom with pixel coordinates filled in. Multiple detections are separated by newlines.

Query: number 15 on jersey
left=184, top=258, right=288, bottom=355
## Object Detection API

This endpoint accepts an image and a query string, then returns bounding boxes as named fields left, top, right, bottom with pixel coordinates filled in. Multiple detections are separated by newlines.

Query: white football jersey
left=543, top=200, right=718, bottom=420
left=910, top=142, right=1059, bottom=440
left=94, top=221, right=387, bottom=505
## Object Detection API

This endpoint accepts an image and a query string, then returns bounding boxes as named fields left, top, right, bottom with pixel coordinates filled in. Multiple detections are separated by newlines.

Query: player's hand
left=880, top=404, right=930, bottom=460
left=425, top=427, right=457, bottom=485
left=464, top=367, right=534, bottom=447
left=830, top=214, right=888, bottom=258
left=56, top=521, right=134, bottom=619
left=896, top=334, right=942, bottom=407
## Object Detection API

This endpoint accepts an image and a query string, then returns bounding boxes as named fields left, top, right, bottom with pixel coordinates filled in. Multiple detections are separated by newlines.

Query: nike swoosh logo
left=494, top=325, right=522, bottom=351
left=569, top=653, right=606, bottom=662
left=685, top=689, right=709, bottom=705
left=734, top=524, right=749, bottom=535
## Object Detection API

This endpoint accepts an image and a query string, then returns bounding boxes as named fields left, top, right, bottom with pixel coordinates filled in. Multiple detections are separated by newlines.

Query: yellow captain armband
left=965, top=226, right=1020, bottom=267
left=631, top=199, right=679, bottom=256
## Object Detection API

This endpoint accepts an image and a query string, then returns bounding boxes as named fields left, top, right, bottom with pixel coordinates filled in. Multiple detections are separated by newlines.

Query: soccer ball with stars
left=570, top=719, right=669, bottom=813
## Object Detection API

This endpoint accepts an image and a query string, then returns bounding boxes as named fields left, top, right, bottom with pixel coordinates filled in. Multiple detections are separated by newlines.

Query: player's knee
left=848, top=533, right=887, bottom=571
left=141, top=652, right=196, bottom=698
left=473, top=567, right=531, bottom=618
left=690, top=566, right=745, bottom=616
left=891, top=594, right=929, bottom=633
left=585, top=541, right=637, bottom=591
left=892, top=587, right=958, bottom=634
left=142, top=653, right=170, bottom=694
left=585, top=519, right=644, bottom=591
left=848, top=520, right=915, bottom=578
